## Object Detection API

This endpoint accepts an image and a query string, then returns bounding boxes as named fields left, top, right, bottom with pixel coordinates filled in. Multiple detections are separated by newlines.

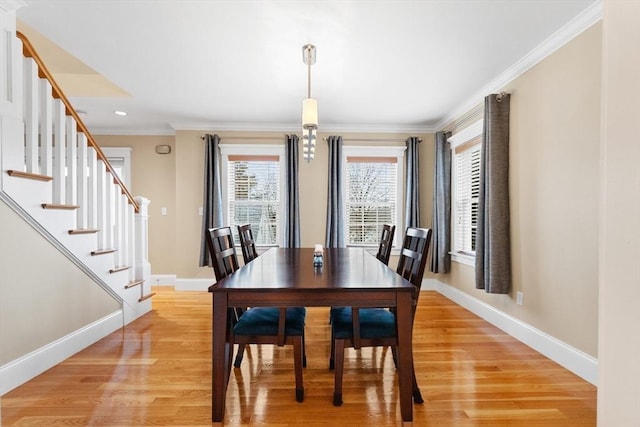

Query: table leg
left=396, top=292, right=413, bottom=422
left=212, top=292, right=230, bottom=422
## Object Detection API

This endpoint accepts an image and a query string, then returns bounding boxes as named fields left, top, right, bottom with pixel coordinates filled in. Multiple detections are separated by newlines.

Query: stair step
left=7, top=170, right=53, bottom=181
left=69, top=229, right=100, bottom=235
left=41, top=203, right=79, bottom=210
left=125, top=279, right=144, bottom=289
left=109, top=266, right=131, bottom=274
left=138, top=292, right=156, bottom=302
left=91, top=248, right=117, bottom=256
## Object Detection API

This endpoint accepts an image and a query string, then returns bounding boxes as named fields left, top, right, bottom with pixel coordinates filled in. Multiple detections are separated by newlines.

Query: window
left=342, top=146, right=405, bottom=248
left=449, top=120, right=483, bottom=265
left=220, top=145, right=285, bottom=246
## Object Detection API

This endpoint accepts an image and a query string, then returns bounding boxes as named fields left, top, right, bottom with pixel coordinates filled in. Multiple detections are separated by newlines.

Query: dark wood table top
left=208, top=247, right=414, bottom=300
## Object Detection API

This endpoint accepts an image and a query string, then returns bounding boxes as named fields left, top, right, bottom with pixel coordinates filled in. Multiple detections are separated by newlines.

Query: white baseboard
left=0, top=310, right=123, bottom=395
left=150, top=274, right=177, bottom=286
left=423, top=279, right=597, bottom=385
left=175, top=278, right=213, bottom=292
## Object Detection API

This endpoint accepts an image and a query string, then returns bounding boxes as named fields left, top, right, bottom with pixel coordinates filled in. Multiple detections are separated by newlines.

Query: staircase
left=0, top=2, right=152, bottom=388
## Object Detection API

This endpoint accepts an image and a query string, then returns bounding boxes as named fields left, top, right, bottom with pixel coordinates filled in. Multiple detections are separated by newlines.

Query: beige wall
left=598, top=1, right=640, bottom=424
left=0, top=200, right=120, bottom=364
left=436, top=23, right=602, bottom=357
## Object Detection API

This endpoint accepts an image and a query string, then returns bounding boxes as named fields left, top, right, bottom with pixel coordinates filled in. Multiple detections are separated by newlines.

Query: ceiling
left=15, top=0, right=600, bottom=135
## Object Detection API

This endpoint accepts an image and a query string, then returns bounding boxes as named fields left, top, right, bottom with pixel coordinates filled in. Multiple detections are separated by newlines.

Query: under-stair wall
left=0, top=2, right=152, bottom=394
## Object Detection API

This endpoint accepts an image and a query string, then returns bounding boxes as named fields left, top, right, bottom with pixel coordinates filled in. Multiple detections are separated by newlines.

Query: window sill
left=450, top=251, right=475, bottom=267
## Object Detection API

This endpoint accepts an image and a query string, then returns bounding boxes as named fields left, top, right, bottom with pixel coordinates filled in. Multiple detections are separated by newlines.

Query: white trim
left=436, top=0, right=603, bottom=130
left=342, top=145, right=406, bottom=248
left=448, top=119, right=483, bottom=148
left=450, top=251, right=475, bottom=267
left=0, top=310, right=123, bottom=395
left=175, top=278, right=214, bottom=292
left=150, top=273, right=176, bottom=286
left=219, top=144, right=286, bottom=247
left=422, top=279, right=598, bottom=385
left=170, top=121, right=435, bottom=134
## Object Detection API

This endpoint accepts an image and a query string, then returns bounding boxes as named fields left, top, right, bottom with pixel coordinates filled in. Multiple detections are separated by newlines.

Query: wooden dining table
left=208, top=247, right=417, bottom=422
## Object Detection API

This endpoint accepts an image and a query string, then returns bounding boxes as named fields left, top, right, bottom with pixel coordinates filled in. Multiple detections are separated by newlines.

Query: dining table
left=208, top=247, right=417, bottom=422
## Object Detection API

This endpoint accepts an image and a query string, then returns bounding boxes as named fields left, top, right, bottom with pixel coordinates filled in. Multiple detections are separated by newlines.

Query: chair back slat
left=237, top=224, right=258, bottom=263
left=396, top=227, right=432, bottom=300
left=375, top=224, right=396, bottom=265
left=205, top=226, right=240, bottom=281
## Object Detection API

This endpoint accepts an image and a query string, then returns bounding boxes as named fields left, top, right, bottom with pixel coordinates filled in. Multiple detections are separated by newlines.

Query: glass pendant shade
left=302, top=98, right=318, bottom=129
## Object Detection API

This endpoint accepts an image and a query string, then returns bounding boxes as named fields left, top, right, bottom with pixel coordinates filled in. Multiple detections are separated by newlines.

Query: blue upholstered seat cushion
left=234, top=307, right=306, bottom=336
left=330, top=307, right=396, bottom=339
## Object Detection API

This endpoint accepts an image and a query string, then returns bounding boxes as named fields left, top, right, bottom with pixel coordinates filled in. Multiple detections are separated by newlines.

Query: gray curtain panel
left=404, top=136, right=421, bottom=229
left=284, top=134, right=301, bottom=248
left=430, top=131, right=451, bottom=274
left=325, top=135, right=345, bottom=248
left=199, top=133, right=224, bottom=267
left=476, top=93, right=511, bottom=294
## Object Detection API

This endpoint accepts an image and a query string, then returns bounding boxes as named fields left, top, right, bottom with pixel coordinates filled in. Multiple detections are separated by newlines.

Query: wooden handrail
left=15, top=31, right=139, bottom=213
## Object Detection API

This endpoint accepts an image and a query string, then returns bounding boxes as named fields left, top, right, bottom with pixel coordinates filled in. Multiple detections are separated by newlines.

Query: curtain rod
left=201, top=135, right=287, bottom=141
left=322, top=137, right=422, bottom=143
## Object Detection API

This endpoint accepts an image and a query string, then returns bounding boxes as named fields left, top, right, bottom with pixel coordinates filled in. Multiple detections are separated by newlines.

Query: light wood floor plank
left=1, top=287, right=596, bottom=426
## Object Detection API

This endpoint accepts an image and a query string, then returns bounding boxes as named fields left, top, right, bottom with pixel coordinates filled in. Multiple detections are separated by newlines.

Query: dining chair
left=375, top=224, right=396, bottom=265
left=205, top=226, right=306, bottom=402
left=234, top=223, right=308, bottom=369
left=237, top=223, right=258, bottom=264
left=329, top=227, right=432, bottom=406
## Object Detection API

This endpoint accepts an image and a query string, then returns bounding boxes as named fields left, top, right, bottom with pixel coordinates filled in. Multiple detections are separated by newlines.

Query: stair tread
left=139, top=292, right=156, bottom=302
left=42, top=203, right=79, bottom=210
left=91, top=248, right=117, bottom=255
left=69, top=229, right=100, bottom=235
left=7, top=170, right=53, bottom=182
left=109, top=266, right=131, bottom=274
left=125, top=279, right=144, bottom=289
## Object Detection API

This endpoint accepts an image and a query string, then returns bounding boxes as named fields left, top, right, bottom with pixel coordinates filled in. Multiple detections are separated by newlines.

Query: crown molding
left=0, top=0, right=26, bottom=12
left=170, top=121, right=436, bottom=135
left=90, top=127, right=176, bottom=136
left=435, top=0, right=603, bottom=130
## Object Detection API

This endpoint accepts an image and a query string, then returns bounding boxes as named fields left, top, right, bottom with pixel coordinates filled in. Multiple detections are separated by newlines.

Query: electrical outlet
left=516, top=291, right=524, bottom=306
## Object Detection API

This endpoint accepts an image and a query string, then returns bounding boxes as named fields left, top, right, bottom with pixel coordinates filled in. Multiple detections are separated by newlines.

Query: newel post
left=134, top=196, right=151, bottom=287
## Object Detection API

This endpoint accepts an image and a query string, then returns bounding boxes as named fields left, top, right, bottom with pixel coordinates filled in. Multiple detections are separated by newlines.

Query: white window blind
left=227, top=155, right=280, bottom=246
left=346, top=156, right=397, bottom=246
left=453, top=139, right=481, bottom=254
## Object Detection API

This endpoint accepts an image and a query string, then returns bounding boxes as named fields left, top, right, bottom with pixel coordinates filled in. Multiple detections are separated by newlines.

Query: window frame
left=341, top=145, right=406, bottom=250
left=219, top=144, right=286, bottom=247
left=449, top=120, right=483, bottom=267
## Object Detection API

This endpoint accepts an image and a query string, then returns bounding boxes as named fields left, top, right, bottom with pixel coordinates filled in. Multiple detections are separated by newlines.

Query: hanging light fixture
left=302, top=44, right=317, bottom=162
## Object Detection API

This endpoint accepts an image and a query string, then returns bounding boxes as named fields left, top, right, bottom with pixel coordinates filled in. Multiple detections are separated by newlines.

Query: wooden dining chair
left=234, top=223, right=308, bottom=369
left=206, top=226, right=306, bottom=402
left=329, top=227, right=432, bottom=406
left=375, top=224, right=396, bottom=265
left=237, top=223, right=258, bottom=264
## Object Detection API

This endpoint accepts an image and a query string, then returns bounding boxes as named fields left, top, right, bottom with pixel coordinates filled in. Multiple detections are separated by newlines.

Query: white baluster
left=52, top=99, right=65, bottom=204
left=87, top=146, right=98, bottom=229
left=113, top=184, right=122, bottom=266
left=105, top=173, right=114, bottom=250
left=23, top=57, right=38, bottom=173
left=77, top=133, right=88, bottom=229
left=39, top=79, right=53, bottom=177
left=96, top=160, right=107, bottom=249
left=65, top=115, right=77, bottom=207
left=135, top=197, right=151, bottom=288
left=127, top=202, right=136, bottom=281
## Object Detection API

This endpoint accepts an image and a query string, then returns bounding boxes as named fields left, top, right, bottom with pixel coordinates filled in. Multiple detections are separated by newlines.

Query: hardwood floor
left=1, top=287, right=596, bottom=426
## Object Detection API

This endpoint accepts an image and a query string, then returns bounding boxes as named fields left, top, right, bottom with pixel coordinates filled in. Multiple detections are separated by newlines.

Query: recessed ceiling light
left=114, top=110, right=128, bottom=116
